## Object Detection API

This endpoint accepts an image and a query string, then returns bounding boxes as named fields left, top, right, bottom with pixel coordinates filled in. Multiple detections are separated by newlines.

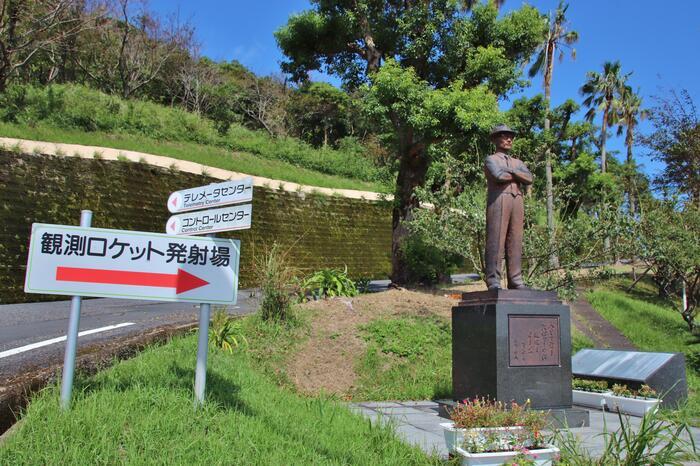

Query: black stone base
left=452, top=289, right=573, bottom=409
left=436, top=399, right=590, bottom=428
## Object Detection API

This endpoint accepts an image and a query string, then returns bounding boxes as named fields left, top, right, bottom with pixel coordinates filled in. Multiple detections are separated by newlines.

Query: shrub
left=255, top=243, right=298, bottom=321
left=300, top=266, right=357, bottom=299
left=401, top=234, right=460, bottom=285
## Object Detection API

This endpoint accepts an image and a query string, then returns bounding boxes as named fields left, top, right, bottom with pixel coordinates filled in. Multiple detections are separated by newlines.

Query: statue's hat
left=490, top=124, right=517, bottom=137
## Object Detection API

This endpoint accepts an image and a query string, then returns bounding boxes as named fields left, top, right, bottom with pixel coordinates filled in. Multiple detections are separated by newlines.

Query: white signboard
left=167, top=177, right=253, bottom=213
left=24, top=224, right=240, bottom=304
left=166, top=204, right=252, bottom=236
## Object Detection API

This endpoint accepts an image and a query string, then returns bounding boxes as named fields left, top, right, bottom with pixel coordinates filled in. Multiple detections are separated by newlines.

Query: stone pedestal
left=446, top=289, right=588, bottom=427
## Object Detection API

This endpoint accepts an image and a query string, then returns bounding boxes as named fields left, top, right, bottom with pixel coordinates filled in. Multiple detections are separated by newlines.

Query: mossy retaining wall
left=0, top=151, right=392, bottom=303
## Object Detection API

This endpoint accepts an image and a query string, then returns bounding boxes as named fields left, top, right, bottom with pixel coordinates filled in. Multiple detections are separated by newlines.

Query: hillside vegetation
left=0, top=84, right=391, bottom=191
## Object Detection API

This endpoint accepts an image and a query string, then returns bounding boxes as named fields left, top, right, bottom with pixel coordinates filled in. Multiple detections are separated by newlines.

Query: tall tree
left=528, top=0, right=577, bottom=268
left=580, top=60, right=629, bottom=173
left=0, top=0, right=89, bottom=91
left=76, top=0, right=193, bottom=99
left=616, top=85, right=646, bottom=216
left=642, top=89, right=700, bottom=209
left=276, top=1, right=544, bottom=283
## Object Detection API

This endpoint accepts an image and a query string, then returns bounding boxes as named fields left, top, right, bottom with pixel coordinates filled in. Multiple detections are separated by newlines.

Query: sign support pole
left=194, top=233, right=215, bottom=407
left=60, top=210, right=92, bottom=410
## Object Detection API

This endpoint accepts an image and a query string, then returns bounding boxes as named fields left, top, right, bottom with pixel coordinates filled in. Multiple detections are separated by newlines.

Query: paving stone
left=357, top=401, right=403, bottom=408
left=350, top=400, right=700, bottom=460
left=394, top=424, right=446, bottom=457
left=374, top=407, right=428, bottom=415
left=398, top=401, right=439, bottom=408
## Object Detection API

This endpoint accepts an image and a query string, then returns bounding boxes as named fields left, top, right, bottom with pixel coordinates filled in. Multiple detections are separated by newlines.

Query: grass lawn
left=587, top=278, right=700, bottom=423
left=0, top=333, right=439, bottom=465
left=353, top=316, right=452, bottom=401
left=242, top=291, right=606, bottom=403
left=0, top=122, right=390, bottom=193
left=571, top=327, right=595, bottom=353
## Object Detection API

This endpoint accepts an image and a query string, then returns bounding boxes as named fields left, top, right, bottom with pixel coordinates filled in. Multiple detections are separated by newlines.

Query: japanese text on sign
left=25, top=224, right=240, bottom=304
left=168, top=177, right=253, bottom=213
left=39, top=232, right=231, bottom=266
left=508, top=315, right=560, bottom=367
left=166, top=204, right=252, bottom=236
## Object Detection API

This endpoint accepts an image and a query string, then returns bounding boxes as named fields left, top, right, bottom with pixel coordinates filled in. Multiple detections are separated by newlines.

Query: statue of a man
left=484, top=124, right=533, bottom=290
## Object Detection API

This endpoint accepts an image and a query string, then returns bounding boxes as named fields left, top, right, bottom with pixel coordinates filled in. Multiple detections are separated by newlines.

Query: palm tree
left=616, top=86, right=647, bottom=216
left=528, top=1, right=578, bottom=269
left=580, top=61, right=630, bottom=173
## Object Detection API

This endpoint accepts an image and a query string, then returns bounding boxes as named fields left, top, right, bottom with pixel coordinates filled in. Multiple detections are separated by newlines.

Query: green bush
left=0, top=84, right=220, bottom=143
left=301, top=266, right=357, bottom=299
left=401, top=234, right=460, bottom=285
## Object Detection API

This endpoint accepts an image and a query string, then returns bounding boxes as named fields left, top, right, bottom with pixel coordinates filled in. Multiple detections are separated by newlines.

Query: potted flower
left=572, top=378, right=610, bottom=409
left=441, top=398, right=559, bottom=466
left=604, top=384, right=661, bottom=417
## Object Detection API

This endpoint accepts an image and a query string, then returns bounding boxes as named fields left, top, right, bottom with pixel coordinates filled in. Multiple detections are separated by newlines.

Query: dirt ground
left=286, top=283, right=486, bottom=397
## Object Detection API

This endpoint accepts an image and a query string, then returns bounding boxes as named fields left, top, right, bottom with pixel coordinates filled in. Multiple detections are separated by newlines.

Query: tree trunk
left=543, top=37, right=559, bottom=269
left=626, top=128, right=636, bottom=216
left=600, top=102, right=609, bottom=173
left=627, top=144, right=636, bottom=216
left=391, top=140, right=429, bottom=285
left=601, top=101, right=610, bottom=254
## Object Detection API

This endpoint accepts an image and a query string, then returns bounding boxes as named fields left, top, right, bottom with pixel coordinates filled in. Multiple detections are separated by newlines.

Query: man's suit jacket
left=484, top=152, right=533, bottom=202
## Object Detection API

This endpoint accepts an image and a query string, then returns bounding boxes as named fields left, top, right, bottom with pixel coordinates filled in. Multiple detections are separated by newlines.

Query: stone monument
left=440, top=125, right=588, bottom=427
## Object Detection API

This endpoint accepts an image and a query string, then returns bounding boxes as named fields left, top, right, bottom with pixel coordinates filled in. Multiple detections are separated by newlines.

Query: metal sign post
left=60, top=210, right=92, bottom=410
left=166, top=178, right=253, bottom=408
left=194, top=234, right=216, bottom=406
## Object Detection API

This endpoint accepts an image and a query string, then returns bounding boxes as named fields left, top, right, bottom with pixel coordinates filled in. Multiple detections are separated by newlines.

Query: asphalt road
left=0, top=291, right=259, bottom=380
left=0, top=274, right=477, bottom=381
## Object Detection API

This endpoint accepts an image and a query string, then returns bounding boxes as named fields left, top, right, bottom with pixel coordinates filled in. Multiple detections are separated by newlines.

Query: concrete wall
left=0, top=151, right=392, bottom=303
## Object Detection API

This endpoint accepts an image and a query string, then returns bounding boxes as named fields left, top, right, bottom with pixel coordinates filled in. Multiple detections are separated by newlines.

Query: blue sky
left=150, top=0, right=700, bottom=179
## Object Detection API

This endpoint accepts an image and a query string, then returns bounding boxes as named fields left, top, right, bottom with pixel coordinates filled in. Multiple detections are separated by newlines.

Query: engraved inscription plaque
left=508, top=315, right=560, bottom=367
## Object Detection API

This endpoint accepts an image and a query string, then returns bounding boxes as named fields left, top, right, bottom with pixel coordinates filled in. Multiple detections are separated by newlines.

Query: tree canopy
left=276, top=0, right=546, bottom=283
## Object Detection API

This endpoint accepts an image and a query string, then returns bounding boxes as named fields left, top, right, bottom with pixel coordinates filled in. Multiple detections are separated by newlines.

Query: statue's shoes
left=508, top=284, right=528, bottom=290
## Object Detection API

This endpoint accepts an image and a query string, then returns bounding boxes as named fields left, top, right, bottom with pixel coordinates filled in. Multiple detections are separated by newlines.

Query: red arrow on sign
left=56, top=266, right=209, bottom=294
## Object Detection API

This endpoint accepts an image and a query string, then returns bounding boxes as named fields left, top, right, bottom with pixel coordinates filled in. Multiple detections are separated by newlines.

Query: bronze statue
left=484, top=124, right=533, bottom=290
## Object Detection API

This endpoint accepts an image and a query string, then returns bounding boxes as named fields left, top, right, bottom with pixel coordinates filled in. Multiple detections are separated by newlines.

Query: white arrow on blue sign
left=167, top=177, right=253, bottom=213
left=24, top=223, right=240, bottom=304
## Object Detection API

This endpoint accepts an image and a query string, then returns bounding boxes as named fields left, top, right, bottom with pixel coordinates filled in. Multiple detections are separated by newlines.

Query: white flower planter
left=572, top=389, right=610, bottom=409
left=440, top=422, right=464, bottom=454
left=603, top=393, right=661, bottom=417
left=454, top=445, right=560, bottom=466
left=440, top=423, right=525, bottom=455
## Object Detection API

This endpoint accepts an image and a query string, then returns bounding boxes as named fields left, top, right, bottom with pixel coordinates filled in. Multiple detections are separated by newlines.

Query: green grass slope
left=588, top=278, right=700, bottom=422
left=0, top=334, right=438, bottom=465
left=0, top=84, right=392, bottom=192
